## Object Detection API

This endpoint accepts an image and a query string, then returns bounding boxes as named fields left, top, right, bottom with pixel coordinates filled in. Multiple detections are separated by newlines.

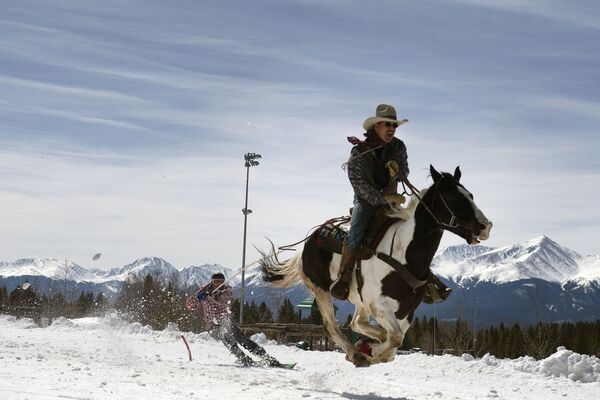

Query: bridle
left=400, top=177, right=460, bottom=230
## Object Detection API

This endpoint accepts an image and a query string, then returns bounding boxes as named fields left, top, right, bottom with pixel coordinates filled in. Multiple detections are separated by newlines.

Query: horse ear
left=454, top=166, right=461, bottom=182
left=430, top=164, right=442, bottom=182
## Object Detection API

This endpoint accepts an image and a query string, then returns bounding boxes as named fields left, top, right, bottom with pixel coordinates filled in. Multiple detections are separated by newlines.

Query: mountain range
left=1, top=236, right=599, bottom=326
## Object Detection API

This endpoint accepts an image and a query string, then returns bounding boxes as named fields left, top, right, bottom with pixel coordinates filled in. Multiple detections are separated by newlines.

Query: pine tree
left=9, top=284, right=39, bottom=319
left=257, top=302, right=273, bottom=323
left=94, top=293, right=109, bottom=315
left=557, top=322, right=573, bottom=349
left=276, top=298, right=297, bottom=323
left=243, top=301, right=259, bottom=324
left=0, top=286, right=8, bottom=311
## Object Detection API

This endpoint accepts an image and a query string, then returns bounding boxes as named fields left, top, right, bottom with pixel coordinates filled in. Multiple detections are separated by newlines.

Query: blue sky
left=1, top=0, right=599, bottom=270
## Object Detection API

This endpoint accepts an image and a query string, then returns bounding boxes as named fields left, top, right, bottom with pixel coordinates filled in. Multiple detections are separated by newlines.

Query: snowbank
left=61, top=312, right=215, bottom=343
left=0, top=314, right=39, bottom=329
left=512, top=347, right=600, bottom=383
left=250, top=332, right=278, bottom=346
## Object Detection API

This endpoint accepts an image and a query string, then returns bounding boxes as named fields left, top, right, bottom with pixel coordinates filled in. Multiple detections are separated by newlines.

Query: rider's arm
left=394, top=139, right=409, bottom=180
left=207, top=285, right=232, bottom=305
left=347, top=148, right=387, bottom=206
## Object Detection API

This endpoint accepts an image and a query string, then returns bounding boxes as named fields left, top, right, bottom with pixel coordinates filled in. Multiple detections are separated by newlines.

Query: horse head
left=428, top=164, right=492, bottom=245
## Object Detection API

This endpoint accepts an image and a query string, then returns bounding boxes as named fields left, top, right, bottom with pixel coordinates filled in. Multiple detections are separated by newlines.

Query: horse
left=260, top=165, right=492, bottom=367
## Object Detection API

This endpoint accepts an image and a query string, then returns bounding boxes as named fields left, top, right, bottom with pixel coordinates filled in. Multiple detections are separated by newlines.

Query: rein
left=277, top=216, right=350, bottom=252
left=341, top=145, right=384, bottom=171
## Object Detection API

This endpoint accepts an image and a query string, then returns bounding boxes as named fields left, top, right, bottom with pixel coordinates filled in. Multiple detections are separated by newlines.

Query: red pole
left=181, top=335, right=192, bottom=361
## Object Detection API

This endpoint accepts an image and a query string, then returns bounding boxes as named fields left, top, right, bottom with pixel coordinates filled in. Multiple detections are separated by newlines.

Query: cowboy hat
left=363, top=104, right=409, bottom=131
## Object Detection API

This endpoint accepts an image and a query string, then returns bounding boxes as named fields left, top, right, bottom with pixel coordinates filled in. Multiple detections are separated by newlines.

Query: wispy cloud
left=451, top=0, right=600, bottom=30
left=525, top=94, right=600, bottom=122
left=0, top=75, right=149, bottom=103
left=0, top=0, right=598, bottom=269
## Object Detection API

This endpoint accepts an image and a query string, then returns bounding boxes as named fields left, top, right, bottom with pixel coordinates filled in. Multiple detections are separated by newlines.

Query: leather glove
left=385, top=161, right=399, bottom=178
left=384, top=194, right=406, bottom=207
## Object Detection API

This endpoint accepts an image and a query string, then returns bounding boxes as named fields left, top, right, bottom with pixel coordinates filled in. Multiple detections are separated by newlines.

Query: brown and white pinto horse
left=260, top=165, right=492, bottom=367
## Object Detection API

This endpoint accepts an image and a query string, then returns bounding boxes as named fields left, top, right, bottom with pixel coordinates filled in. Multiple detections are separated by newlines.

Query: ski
left=276, top=362, right=296, bottom=370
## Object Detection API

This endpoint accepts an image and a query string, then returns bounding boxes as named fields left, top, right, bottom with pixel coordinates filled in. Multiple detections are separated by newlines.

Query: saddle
left=314, top=208, right=452, bottom=304
left=313, top=207, right=400, bottom=260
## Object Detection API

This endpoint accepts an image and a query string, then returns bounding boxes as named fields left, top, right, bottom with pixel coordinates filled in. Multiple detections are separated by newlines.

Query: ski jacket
left=199, top=283, right=233, bottom=329
left=347, top=137, right=409, bottom=206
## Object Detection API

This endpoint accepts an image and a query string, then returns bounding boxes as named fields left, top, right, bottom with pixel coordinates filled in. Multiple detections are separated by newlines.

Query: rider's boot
left=423, top=275, right=453, bottom=304
left=330, top=243, right=358, bottom=300
left=433, top=275, right=452, bottom=301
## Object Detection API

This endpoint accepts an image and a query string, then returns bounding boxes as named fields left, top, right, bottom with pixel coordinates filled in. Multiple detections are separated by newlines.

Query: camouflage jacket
left=347, top=137, right=409, bottom=206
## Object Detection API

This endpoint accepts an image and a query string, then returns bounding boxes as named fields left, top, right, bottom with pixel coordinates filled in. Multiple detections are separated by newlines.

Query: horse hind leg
left=310, top=286, right=370, bottom=368
left=350, top=305, right=387, bottom=343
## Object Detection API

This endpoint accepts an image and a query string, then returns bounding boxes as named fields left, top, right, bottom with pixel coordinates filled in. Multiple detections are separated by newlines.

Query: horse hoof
left=352, top=352, right=371, bottom=368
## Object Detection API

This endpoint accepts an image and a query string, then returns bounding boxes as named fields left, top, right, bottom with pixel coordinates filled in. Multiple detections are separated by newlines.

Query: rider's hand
left=385, top=161, right=399, bottom=178
left=384, top=194, right=406, bottom=207
left=196, top=290, right=208, bottom=301
left=186, top=296, right=200, bottom=311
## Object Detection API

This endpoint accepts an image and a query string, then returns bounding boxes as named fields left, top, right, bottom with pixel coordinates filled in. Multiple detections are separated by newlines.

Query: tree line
left=399, top=316, right=600, bottom=359
left=0, top=283, right=109, bottom=322
left=0, top=275, right=302, bottom=332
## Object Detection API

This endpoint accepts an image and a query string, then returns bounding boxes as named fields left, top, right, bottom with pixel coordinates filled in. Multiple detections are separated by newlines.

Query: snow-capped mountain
left=106, top=257, right=179, bottom=281
left=1, top=236, right=599, bottom=325
left=0, top=258, right=102, bottom=283
left=432, top=236, right=585, bottom=285
left=178, top=263, right=239, bottom=289
left=423, top=236, right=600, bottom=326
left=0, top=256, right=252, bottom=300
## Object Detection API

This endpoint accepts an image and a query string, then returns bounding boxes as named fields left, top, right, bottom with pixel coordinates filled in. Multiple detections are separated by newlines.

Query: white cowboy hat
left=363, top=104, right=409, bottom=131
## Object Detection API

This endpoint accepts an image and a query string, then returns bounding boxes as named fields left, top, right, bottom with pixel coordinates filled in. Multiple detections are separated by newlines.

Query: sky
left=1, top=0, right=599, bottom=271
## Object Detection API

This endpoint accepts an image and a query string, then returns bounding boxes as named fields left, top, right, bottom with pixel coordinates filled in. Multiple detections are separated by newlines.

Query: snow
left=574, top=255, right=600, bottom=283
left=1, top=314, right=598, bottom=399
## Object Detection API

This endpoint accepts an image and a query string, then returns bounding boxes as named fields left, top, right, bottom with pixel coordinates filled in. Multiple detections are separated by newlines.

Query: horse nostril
left=477, top=223, right=486, bottom=231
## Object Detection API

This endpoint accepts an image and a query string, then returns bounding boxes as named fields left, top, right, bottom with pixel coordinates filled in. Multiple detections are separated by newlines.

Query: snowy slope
left=0, top=313, right=598, bottom=400
left=574, top=255, right=600, bottom=283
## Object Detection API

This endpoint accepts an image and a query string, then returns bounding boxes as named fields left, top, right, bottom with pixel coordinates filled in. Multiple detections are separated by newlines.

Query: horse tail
left=259, top=241, right=303, bottom=288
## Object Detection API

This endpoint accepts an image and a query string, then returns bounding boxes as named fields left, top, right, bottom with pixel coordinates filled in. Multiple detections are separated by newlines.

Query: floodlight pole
left=240, top=152, right=261, bottom=324
left=473, top=297, right=480, bottom=346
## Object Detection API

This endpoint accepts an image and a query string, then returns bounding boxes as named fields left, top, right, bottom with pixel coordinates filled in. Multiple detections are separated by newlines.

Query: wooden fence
left=239, top=323, right=350, bottom=351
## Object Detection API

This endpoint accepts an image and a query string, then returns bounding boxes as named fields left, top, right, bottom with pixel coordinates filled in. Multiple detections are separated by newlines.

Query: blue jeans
left=347, top=196, right=377, bottom=250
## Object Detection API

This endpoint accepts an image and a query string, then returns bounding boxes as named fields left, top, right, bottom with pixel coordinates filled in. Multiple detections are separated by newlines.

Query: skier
left=186, top=272, right=285, bottom=367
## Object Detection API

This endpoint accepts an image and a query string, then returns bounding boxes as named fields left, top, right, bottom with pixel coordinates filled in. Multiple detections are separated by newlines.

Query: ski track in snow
left=0, top=314, right=598, bottom=400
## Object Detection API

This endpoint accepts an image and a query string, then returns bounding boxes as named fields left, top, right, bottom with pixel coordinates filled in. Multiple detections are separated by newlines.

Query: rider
left=330, top=104, right=452, bottom=303
left=331, top=104, right=410, bottom=300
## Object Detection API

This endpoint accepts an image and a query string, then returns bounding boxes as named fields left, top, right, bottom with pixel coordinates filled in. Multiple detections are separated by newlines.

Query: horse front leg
left=368, top=299, right=411, bottom=364
left=311, top=287, right=370, bottom=367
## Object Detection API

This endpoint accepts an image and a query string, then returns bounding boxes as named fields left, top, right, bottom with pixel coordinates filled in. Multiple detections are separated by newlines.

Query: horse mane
left=385, top=187, right=429, bottom=219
